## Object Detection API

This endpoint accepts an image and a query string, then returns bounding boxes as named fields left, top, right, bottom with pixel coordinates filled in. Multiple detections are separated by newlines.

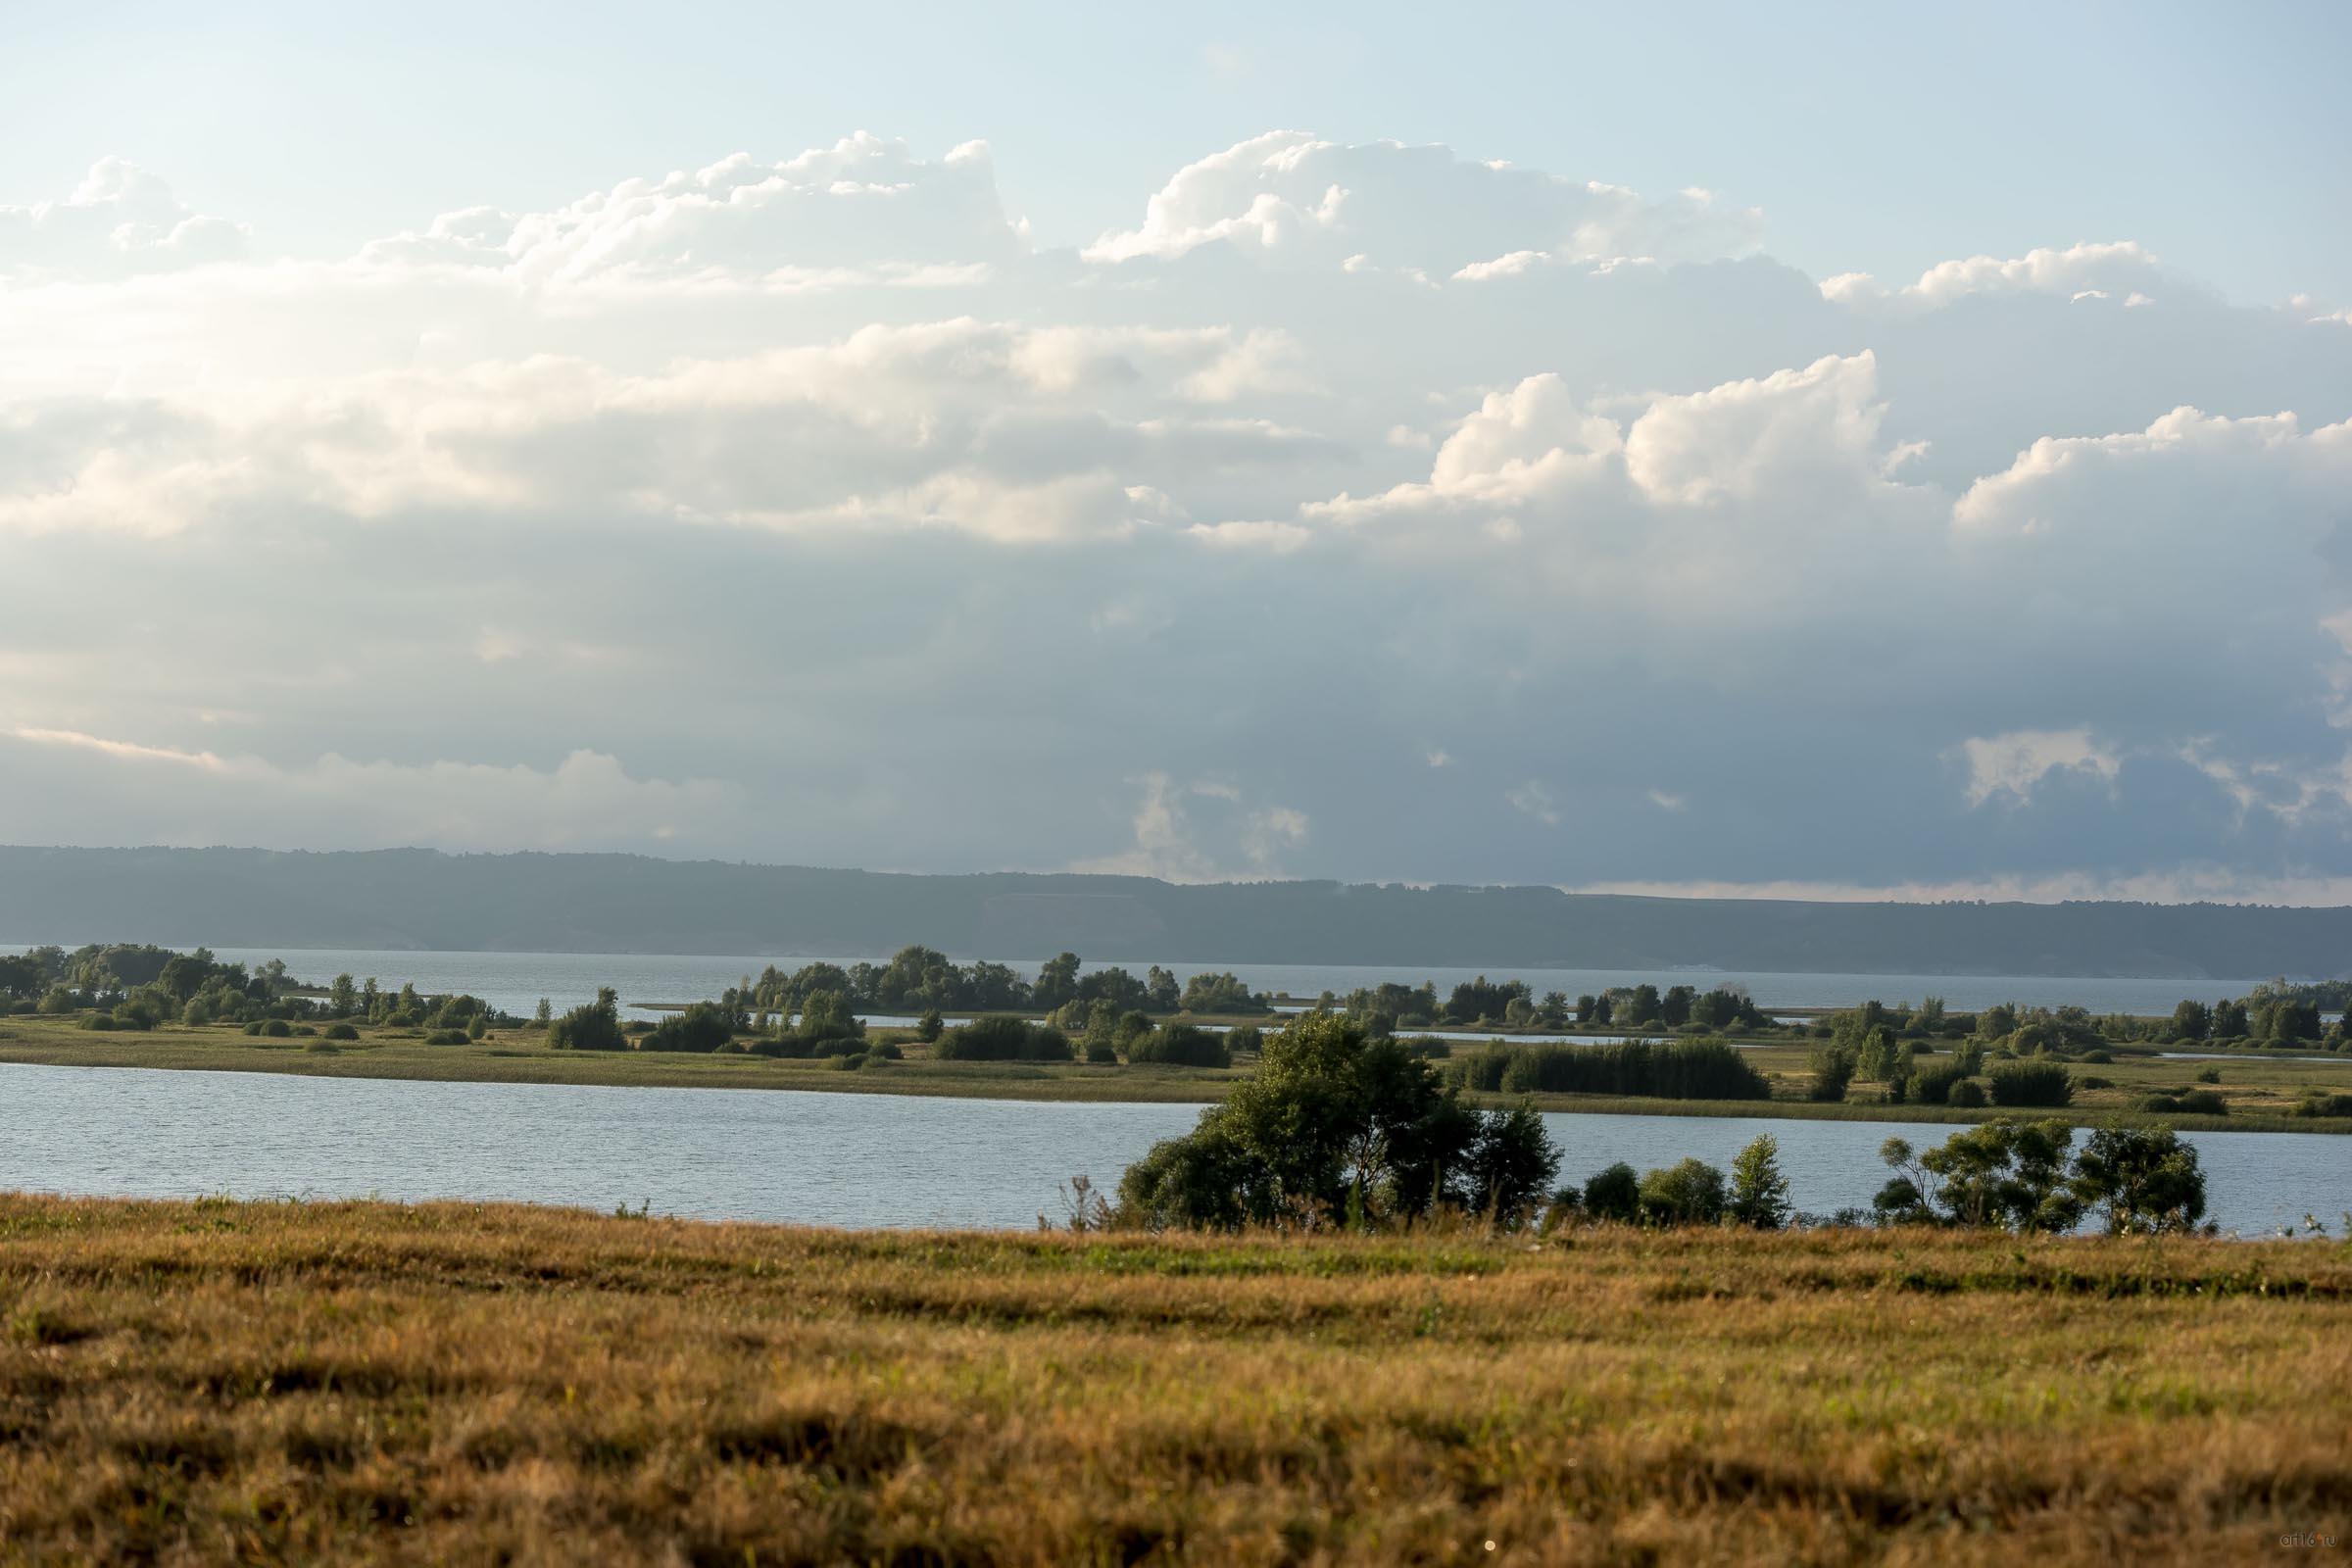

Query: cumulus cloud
left=1822, top=241, right=2173, bottom=314
left=0, top=321, right=1334, bottom=541
left=1070, top=774, right=1309, bottom=881
left=1, top=129, right=2350, bottom=895
left=359, top=135, right=1021, bottom=285
left=0, top=158, right=248, bottom=281
left=1085, top=131, right=1763, bottom=272
left=1960, top=729, right=2122, bottom=807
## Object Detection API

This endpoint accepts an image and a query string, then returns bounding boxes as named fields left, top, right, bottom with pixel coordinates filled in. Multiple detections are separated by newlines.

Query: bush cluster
left=1451, top=1038, right=1768, bottom=1101
left=1126, top=1023, right=1232, bottom=1068
left=1987, top=1059, right=2074, bottom=1107
left=936, top=1015, right=1073, bottom=1061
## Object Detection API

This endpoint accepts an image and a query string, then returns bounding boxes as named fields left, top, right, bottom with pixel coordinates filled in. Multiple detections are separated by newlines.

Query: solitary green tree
left=548, top=988, right=627, bottom=1052
left=2070, top=1123, right=2207, bottom=1235
left=1874, top=1120, right=2081, bottom=1232
left=1727, top=1135, right=1792, bottom=1229
left=1117, top=1013, right=1559, bottom=1230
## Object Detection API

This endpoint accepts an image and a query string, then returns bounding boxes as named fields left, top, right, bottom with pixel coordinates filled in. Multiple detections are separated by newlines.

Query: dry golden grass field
left=0, top=1195, right=2346, bottom=1564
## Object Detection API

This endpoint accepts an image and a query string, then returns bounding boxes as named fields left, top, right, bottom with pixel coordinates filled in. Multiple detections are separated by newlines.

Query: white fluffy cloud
left=361, top=135, right=1022, bottom=285
left=1823, top=240, right=2174, bottom=313
left=3, top=129, right=2350, bottom=895
left=0, top=158, right=248, bottom=280
left=0, top=321, right=1332, bottom=542
left=1085, top=131, right=1763, bottom=272
left=1960, top=730, right=2122, bottom=807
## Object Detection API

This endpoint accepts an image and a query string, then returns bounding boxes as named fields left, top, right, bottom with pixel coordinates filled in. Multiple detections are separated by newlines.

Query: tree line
left=731, top=948, right=1271, bottom=1020
left=1110, top=1013, right=2212, bottom=1236
left=0, top=943, right=512, bottom=1040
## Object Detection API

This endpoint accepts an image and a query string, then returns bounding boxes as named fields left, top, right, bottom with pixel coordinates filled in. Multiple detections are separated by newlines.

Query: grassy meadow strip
left=0, top=1195, right=2346, bottom=1564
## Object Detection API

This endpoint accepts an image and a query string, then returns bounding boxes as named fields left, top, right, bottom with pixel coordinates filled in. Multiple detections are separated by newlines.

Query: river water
left=0, top=1062, right=2341, bottom=1237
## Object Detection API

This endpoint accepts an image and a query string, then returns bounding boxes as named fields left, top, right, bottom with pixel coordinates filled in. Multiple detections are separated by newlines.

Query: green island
left=5, top=941, right=2352, bottom=1131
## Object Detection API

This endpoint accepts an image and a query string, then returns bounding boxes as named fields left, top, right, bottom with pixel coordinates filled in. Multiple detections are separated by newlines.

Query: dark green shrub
left=323, top=1023, right=360, bottom=1042
left=745, top=1035, right=810, bottom=1058
left=937, top=1015, right=1072, bottom=1061
left=783, top=990, right=863, bottom=1050
left=1225, top=1024, right=1264, bottom=1056
left=641, top=1001, right=736, bottom=1054
left=1638, top=1158, right=1728, bottom=1225
left=77, top=1013, right=118, bottom=1032
left=1807, top=1043, right=1857, bottom=1102
left=1908, top=1061, right=1970, bottom=1104
left=241, top=1019, right=267, bottom=1036
left=424, top=1028, right=467, bottom=1045
left=2138, top=1089, right=2227, bottom=1116
left=260, top=1018, right=292, bottom=1039
left=1987, top=1059, right=2073, bottom=1107
left=549, top=989, right=628, bottom=1052
left=1084, top=1040, right=1119, bottom=1064
left=866, top=1040, right=903, bottom=1061
left=2295, top=1091, right=2352, bottom=1117
left=1127, top=1023, right=1231, bottom=1067
left=1583, top=1162, right=1641, bottom=1222
left=1453, top=1039, right=1767, bottom=1100
left=1948, top=1078, right=1987, bottom=1108
left=915, top=1009, right=945, bottom=1043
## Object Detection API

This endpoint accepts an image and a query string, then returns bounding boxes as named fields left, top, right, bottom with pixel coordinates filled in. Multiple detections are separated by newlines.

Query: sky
left=4, top=3, right=2352, bottom=901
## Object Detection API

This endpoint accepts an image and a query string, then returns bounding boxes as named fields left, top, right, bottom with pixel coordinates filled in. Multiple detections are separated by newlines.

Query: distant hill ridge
left=1, top=845, right=2346, bottom=979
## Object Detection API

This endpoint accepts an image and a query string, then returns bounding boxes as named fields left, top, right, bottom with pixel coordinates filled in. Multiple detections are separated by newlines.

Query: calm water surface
left=0, top=1063, right=2342, bottom=1237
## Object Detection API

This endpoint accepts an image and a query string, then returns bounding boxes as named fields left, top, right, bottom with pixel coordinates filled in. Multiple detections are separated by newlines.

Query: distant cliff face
left=0, top=845, right=2346, bottom=978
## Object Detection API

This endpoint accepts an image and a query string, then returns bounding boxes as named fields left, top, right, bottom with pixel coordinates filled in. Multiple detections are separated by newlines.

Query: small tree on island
left=547, top=988, right=627, bottom=1052
left=1873, top=1119, right=2082, bottom=1232
left=1116, top=1012, right=1560, bottom=1230
left=2070, top=1122, right=2207, bottom=1235
left=1727, top=1135, right=1792, bottom=1229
